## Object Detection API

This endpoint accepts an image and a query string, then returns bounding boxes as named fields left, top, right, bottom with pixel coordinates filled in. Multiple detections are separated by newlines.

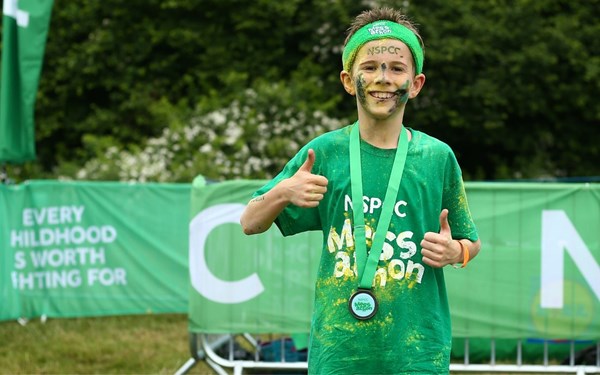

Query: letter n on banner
left=541, top=210, right=600, bottom=308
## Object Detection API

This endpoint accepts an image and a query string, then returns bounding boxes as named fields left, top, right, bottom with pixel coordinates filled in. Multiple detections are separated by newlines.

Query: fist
left=286, top=149, right=328, bottom=208
left=420, top=209, right=461, bottom=268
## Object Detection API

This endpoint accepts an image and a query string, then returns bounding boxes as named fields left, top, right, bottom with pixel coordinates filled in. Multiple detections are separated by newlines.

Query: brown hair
left=344, top=7, right=424, bottom=52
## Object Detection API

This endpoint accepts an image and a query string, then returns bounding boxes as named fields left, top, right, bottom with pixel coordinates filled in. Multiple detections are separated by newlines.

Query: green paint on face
left=387, top=80, right=411, bottom=114
left=396, top=80, right=410, bottom=104
left=355, top=74, right=367, bottom=106
left=356, top=74, right=411, bottom=116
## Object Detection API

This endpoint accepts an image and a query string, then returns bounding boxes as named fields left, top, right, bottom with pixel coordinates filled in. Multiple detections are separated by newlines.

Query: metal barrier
left=452, top=338, right=600, bottom=374
left=175, top=334, right=600, bottom=375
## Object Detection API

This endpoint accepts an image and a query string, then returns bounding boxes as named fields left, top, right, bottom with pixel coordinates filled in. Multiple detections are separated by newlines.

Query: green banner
left=188, top=179, right=322, bottom=333
left=0, top=180, right=190, bottom=320
left=448, top=182, right=600, bottom=339
left=2, top=179, right=598, bottom=341
left=0, top=0, right=54, bottom=163
left=189, top=181, right=600, bottom=340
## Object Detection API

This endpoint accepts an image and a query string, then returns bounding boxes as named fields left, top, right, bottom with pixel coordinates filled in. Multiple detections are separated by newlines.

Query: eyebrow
left=357, top=59, right=408, bottom=68
left=389, top=61, right=409, bottom=68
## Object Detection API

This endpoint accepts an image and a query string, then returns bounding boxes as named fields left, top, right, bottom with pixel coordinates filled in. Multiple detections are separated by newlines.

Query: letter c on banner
left=189, top=204, right=264, bottom=303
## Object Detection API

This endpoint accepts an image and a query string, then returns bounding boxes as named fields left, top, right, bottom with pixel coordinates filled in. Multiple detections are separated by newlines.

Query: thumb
left=299, top=149, right=315, bottom=172
left=439, top=209, right=451, bottom=236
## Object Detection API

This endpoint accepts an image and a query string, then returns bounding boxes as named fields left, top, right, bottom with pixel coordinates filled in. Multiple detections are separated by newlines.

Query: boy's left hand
left=420, top=209, right=462, bottom=268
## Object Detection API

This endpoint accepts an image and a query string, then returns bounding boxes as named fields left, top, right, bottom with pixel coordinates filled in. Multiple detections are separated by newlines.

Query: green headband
left=342, top=20, right=424, bottom=74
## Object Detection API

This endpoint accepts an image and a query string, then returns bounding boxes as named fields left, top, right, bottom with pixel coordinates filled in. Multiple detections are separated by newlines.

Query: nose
left=374, top=64, right=390, bottom=84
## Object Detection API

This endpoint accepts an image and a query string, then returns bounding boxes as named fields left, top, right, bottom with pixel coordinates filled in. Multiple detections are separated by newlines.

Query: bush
left=72, top=82, right=346, bottom=182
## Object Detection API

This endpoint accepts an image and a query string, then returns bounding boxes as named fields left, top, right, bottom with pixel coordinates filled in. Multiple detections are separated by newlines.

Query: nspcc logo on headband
left=368, top=24, right=392, bottom=35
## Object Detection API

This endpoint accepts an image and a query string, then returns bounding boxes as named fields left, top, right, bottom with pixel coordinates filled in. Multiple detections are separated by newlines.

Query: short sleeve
left=442, top=151, right=479, bottom=242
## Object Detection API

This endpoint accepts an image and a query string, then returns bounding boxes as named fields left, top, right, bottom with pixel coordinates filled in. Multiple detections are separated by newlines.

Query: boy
left=240, top=7, right=481, bottom=374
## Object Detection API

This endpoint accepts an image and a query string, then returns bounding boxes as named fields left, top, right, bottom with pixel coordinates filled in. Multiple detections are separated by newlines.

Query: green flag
left=0, top=0, right=54, bottom=163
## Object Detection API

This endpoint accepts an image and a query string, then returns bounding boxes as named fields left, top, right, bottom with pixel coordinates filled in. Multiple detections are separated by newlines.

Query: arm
left=240, top=149, right=328, bottom=235
left=420, top=209, right=482, bottom=268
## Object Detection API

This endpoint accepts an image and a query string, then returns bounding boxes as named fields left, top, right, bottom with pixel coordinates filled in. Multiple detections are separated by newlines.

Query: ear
left=340, top=70, right=356, bottom=96
left=409, top=73, right=426, bottom=99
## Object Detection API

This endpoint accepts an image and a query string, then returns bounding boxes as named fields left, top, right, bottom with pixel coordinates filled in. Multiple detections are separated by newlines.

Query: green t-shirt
left=255, top=124, right=479, bottom=374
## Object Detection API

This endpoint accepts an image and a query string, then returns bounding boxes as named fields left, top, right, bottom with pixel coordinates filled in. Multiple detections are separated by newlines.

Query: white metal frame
left=175, top=334, right=600, bottom=375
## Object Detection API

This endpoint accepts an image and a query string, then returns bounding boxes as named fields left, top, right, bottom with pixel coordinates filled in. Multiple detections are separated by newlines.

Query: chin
left=370, top=109, right=401, bottom=121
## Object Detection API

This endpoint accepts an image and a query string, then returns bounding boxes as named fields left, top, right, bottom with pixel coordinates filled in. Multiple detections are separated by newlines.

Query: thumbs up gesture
left=420, top=209, right=462, bottom=268
left=282, top=149, right=329, bottom=208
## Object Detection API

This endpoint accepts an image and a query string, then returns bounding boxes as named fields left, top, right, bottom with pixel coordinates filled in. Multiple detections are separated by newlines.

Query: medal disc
left=349, top=289, right=378, bottom=320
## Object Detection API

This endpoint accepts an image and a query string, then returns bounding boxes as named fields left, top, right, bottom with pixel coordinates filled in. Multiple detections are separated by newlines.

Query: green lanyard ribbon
left=349, top=122, right=409, bottom=289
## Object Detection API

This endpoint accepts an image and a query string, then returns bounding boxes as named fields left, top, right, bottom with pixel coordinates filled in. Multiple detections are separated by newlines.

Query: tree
left=406, top=0, right=600, bottom=179
left=2, top=0, right=598, bottom=181
left=12, top=0, right=363, bottom=180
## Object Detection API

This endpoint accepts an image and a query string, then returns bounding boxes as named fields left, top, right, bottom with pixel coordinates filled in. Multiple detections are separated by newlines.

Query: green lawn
left=0, top=314, right=580, bottom=375
left=0, top=314, right=211, bottom=374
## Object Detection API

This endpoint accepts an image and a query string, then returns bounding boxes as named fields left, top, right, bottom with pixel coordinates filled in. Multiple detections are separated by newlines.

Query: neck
left=357, top=114, right=411, bottom=148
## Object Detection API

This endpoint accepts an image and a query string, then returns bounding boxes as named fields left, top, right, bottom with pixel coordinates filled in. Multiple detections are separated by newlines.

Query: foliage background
left=2, top=0, right=599, bottom=182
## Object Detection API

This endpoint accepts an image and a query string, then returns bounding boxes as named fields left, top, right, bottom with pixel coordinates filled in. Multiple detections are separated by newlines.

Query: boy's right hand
left=283, top=149, right=328, bottom=208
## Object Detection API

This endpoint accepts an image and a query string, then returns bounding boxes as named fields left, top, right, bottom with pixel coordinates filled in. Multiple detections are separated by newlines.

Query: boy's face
left=341, top=39, right=425, bottom=121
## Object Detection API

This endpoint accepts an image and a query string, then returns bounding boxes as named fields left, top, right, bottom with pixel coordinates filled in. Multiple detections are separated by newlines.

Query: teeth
left=371, top=92, right=395, bottom=99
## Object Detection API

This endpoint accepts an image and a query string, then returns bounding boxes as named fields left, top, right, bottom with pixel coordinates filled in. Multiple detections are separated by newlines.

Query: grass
left=0, top=314, right=581, bottom=375
left=0, top=313, right=211, bottom=374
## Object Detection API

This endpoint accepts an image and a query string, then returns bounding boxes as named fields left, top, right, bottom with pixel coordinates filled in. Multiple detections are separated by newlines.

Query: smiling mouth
left=370, top=91, right=397, bottom=100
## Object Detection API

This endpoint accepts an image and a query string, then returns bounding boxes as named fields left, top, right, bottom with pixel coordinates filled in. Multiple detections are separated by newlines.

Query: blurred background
left=2, top=0, right=599, bottom=183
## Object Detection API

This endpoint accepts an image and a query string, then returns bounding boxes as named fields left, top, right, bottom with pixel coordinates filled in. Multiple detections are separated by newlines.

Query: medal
left=349, top=289, right=378, bottom=320
left=348, top=122, right=408, bottom=320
